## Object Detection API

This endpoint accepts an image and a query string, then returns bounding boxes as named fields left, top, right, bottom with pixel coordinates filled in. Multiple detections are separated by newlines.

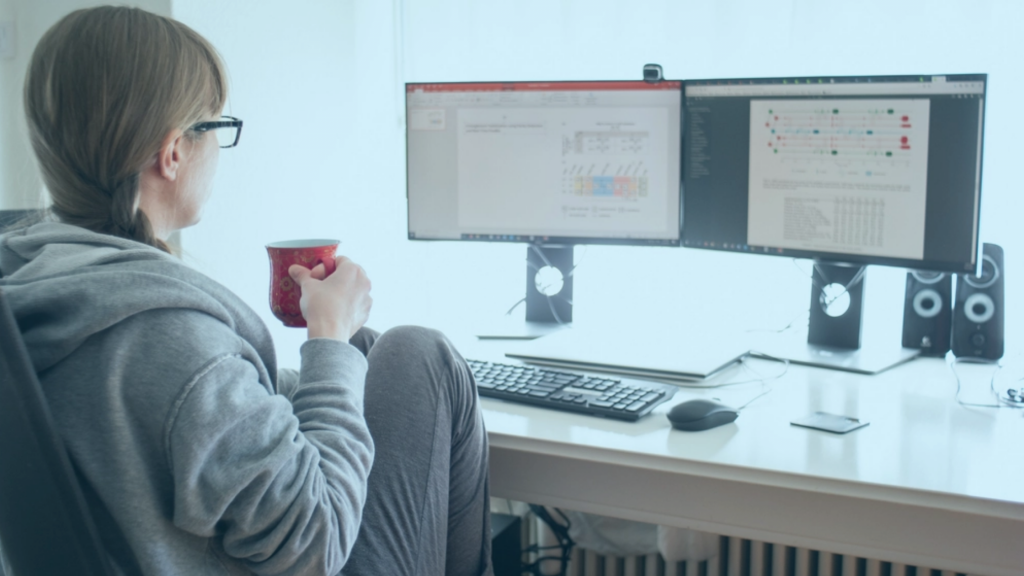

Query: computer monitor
left=681, top=74, right=987, bottom=372
left=406, top=80, right=682, bottom=333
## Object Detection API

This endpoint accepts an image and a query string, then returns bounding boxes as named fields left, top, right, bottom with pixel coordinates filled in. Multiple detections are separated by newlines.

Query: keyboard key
left=613, top=403, right=628, bottom=410
left=528, top=390, right=552, bottom=398
left=590, top=400, right=615, bottom=408
left=641, top=392, right=662, bottom=403
left=626, top=401, right=647, bottom=412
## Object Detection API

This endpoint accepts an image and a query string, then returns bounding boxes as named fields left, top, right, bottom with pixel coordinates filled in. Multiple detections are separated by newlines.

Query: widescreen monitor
left=406, top=80, right=682, bottom=247
left=405, top=79, right=684, bottom=332
left=681, top=74, right=987, bottom=372
left=681, top=74, right=986, bottom=275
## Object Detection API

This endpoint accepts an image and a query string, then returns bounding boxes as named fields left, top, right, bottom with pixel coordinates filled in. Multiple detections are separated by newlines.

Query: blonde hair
left=24, top=6, right=228, bottom=253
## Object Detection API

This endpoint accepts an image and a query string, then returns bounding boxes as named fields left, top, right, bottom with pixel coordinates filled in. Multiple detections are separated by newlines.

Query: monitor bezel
left=404, top=79, right=684, bottom=248
left=680, top=73, right=988, bottom=276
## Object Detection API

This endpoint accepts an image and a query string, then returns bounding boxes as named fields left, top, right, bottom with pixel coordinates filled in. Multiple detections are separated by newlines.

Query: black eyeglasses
left=190, top=116, right=243, bottom=148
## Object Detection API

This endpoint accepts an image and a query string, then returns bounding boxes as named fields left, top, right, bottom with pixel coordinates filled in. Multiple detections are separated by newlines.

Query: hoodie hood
left=0, top=221, right=277, bottom=378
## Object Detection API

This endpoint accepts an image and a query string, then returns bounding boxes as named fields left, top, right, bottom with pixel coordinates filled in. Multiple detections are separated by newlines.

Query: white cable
left=948, top=356, right=1008, bottom=409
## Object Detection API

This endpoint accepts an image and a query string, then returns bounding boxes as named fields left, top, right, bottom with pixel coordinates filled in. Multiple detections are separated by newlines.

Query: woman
left=0, top=6, right=492, bottom=576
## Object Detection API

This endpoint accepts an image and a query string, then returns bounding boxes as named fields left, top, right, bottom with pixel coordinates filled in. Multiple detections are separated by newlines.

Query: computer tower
left=490, top=512, right=522, bottom=576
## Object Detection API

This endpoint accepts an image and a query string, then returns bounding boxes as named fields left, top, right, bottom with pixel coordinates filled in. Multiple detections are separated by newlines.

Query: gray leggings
left=340, top=326, right=493, bottom=576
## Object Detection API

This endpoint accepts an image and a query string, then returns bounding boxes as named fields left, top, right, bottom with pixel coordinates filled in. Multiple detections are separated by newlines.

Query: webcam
left=643, top=63, right=664, bottom=83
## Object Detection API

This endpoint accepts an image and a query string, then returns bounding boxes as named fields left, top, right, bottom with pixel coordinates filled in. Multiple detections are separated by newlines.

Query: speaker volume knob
left=971, top=333, right=986, bottom=347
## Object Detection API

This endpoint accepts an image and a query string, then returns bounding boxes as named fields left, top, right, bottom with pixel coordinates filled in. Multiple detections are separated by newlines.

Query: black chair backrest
left=0, top=210, right=37, bottom=233
left=0, top=289, right=113, bottom=575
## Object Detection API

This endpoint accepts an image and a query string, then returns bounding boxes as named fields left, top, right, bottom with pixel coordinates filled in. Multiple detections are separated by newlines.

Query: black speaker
left=901, top=270, right=952, bottom=356
left=952, top=243, right=1004, bottom=360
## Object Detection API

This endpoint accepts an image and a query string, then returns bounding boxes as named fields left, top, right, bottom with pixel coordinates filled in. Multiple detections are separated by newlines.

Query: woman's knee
left=348, top=326, right=380, bottom=357
left=370, top=325, right=474, bottom=397
left=375, top=325, right=449, bottom=359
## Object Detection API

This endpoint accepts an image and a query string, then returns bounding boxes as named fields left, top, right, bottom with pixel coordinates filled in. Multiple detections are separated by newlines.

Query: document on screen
left=746, top=98, right=930, bottom=259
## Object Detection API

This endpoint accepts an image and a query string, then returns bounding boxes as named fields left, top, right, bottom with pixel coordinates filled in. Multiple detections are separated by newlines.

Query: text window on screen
left=405, top=82, right=681, bottom=243
left=455, top=105, right=670, bottom=236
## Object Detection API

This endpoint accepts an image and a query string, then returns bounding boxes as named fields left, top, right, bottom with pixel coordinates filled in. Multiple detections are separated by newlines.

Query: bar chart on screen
left=457, top=106, right=670, bottom=233
left=562, top=163, right=649, bottom=200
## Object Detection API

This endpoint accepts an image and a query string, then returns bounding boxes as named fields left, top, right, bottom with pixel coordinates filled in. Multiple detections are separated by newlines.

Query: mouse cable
left=706, top=352, right=788, bottom=411
left=948, top=356, right=1010, bottom=409
left=745, top=256, right=858, bottom=337
left=680, top=351, right=790, bottom=390
left=732, top=386, right=774, bottom=411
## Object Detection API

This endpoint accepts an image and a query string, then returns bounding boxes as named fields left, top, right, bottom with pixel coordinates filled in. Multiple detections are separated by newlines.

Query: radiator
left=563, top=539, right=973, bottom=576
left=522, top=515, right=977, bottom=576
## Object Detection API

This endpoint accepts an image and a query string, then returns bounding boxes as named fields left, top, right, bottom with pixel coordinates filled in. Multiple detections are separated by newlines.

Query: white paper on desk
left=504, top=326, right=750, bottom=382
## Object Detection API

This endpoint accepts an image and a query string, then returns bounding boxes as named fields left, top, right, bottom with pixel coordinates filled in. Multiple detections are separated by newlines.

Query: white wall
left=0, top=0, right=170, bottom=210
left=173, top=0, right=1022, bottom=370
left=171, top=0, right=410, bottom=367
left=3, top=1, right=1018, bottom=370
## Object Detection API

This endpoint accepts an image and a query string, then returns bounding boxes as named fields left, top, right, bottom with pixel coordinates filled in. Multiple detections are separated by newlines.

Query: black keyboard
left=467, top=359, right=677, bottom=421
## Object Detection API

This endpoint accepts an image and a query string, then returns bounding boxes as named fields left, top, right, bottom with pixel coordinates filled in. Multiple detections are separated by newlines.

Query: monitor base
left=753, top=337, right=920, bottom=375
left=475, top=245, right=576, bottom=340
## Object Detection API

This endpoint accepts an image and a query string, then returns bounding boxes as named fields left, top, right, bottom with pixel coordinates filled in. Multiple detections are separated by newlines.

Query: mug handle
left=317, top=255, right=337, bottom=277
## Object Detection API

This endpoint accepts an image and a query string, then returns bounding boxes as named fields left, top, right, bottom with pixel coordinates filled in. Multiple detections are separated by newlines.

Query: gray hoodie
left=0, top=221, right=374, bottom=576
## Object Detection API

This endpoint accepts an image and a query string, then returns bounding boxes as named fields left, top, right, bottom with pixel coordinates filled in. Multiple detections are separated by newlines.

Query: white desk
left=465, top=344, right=1024, bottom=576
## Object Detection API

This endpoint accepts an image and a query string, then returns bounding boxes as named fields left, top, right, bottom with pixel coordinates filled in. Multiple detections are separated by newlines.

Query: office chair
left=0, top=210, right=37, bottom=232
left=0, top=288, right=114, bottom=576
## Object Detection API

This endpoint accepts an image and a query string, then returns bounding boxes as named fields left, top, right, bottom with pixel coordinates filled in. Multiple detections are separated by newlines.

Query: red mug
left=266, top=239, right=339, bottom=327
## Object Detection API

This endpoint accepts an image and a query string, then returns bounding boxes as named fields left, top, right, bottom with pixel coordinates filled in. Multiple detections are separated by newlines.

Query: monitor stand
left=476, top=245, right=573, bottom=340
left=755, top=262, right=919, bottom=375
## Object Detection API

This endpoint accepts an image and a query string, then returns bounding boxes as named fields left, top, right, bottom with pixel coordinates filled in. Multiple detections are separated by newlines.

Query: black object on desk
left=467, top=359, right=677, bottom=421
left=667, top=399, right=738, bottom=431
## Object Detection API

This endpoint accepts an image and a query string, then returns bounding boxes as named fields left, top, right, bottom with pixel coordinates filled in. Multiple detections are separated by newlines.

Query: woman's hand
left=288, top=256, right=372, bottom=341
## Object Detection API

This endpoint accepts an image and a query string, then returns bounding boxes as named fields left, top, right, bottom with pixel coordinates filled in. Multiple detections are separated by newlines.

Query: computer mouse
left=667, top=399, right=738, bottom=431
